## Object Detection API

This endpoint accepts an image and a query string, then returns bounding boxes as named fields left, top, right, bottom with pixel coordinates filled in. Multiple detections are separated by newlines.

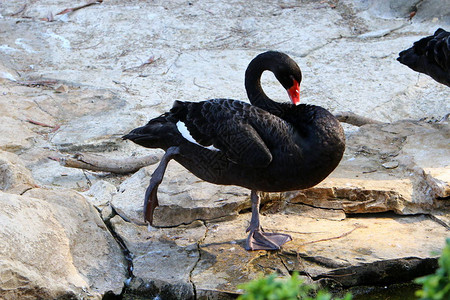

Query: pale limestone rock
left=0, top=58, right=18, bottom=82
left=0, top=150, right=36, bottom=194
left=31, top=159, right=95, bottom=191
left=399, top=121, right=450, bottom=198
left=111, top=168, right=148, bottom=225
left=51, top=110, right=139, bottom=152
left=101, top=204, right=116, bottom=222
left=431, top=212, right=450, bottom=229
left=110, top=216, right=206, bottom=299
left=112, top=163, right=249, bottom=227
left=382, top=161, right=399, bottom=169
left=284, top=202, right=346, bottom=221
left=0, top=189, right=127, bottom=299
left=280, top=213, right=448, bottom=286
left=0, top=83, right=56, bottom=152
left=82, top=180, right=117, bottom=209
left=28, top=88, right=124, bottom=123
left=55, top=84, right=68, bottom=93
left=0, top=116, right=34, bottom=152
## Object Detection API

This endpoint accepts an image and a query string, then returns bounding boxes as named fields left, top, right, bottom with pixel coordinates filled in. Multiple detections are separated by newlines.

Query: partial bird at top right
left=397, top=28, right=450, bottom=87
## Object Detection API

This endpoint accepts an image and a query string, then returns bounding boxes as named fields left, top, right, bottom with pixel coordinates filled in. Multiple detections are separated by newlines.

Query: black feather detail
left=398, top=28, right=450, bottom=87
left=124, top=51, right=345, bottom=192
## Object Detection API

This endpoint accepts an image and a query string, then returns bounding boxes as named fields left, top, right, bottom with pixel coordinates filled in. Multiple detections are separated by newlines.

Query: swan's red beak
left=287, top=80, right=300, bottom=105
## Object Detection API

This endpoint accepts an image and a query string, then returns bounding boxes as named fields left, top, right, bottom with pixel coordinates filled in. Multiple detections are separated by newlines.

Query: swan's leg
left=245, top=190, right=292, bottom=250
left=144, top=146, right=180, bottom=225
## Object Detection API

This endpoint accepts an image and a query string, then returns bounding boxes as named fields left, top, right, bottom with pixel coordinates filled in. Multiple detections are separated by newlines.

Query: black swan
left=123, top=51, right=345, bottom=250
left=397, top=28, right=450, bottom=87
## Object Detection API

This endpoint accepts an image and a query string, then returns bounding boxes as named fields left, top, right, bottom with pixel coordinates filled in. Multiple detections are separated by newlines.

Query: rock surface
left=111, top=216, right=205, bottom=299
left=289, top=120, right=450, bottom=216
left=0, top=150, right=36, bottom=194
left=0, top=0, right=449, bottom=299
left=0, top=189, right=127, bottom=299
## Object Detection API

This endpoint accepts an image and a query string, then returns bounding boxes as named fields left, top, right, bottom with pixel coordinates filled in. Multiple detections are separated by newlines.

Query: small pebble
left=382, top=161, right=399, bottom=169
left=100, top=205, right=114, bottom=221
left=55, top=84, right=68, bottom=93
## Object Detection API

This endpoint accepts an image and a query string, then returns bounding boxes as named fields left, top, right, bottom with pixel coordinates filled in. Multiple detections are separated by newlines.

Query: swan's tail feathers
left=123, top=115, right=179, bottom=150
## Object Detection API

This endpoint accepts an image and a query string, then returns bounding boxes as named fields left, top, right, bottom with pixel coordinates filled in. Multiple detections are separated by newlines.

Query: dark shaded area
left=316, top=257, right=438, bottom=287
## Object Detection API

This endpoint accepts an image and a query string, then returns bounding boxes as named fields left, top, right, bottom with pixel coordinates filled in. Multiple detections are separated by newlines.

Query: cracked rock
left=0, top=189, right=127, bottom=299
left=82, top=179, right=117, bottom=209
left=0, top=150, right=36, bottom=194
left=280, top=213, right=447, bottom=287
left=110, top=216, right=206, bottom=299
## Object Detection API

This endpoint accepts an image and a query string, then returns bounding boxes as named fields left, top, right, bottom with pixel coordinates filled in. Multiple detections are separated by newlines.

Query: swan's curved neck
left=245, top=62, right=282, bottom=114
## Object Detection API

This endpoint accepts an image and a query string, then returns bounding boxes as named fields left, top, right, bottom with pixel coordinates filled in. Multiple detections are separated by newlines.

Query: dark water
left=119, top=283, right=421, bottom=299
left=350, top=283, right=420, bottom=300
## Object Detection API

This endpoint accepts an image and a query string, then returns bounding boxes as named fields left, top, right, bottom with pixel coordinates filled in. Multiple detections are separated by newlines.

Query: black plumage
left=123, top=51, right=345, bottom=250
left=397, top=28, right=450, bottom=87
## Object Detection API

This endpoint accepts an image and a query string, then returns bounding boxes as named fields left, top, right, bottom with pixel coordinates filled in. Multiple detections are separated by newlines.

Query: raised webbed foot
left=143, top=179, right=160, bottom=225
left=143, top=146, right=180, bottom=225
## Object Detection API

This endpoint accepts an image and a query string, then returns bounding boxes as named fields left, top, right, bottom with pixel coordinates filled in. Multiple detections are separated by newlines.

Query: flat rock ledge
left=113, top=213, right=447, bottom=300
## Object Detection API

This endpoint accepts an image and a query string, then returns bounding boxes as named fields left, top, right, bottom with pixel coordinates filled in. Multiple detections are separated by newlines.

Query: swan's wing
left=171, top=99, right=273, bottom=168
left=431, top=29, right=450, bottom=71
